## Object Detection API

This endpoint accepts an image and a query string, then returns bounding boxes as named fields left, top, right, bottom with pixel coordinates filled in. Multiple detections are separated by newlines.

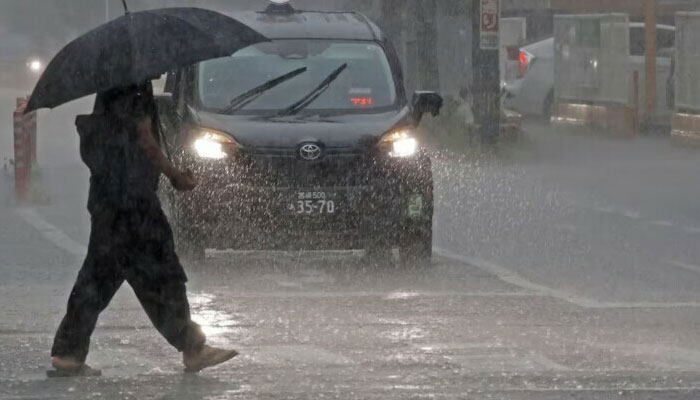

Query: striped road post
left=13, top=97, right=33, bottom=202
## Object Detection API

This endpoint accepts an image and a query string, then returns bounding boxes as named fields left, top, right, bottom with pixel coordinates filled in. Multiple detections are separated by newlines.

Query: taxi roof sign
left=265, top=0, right=295, bottom=14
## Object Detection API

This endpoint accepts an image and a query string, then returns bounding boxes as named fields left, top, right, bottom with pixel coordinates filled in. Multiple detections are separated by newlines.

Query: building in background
left=503, top=0, right=700, bottom=41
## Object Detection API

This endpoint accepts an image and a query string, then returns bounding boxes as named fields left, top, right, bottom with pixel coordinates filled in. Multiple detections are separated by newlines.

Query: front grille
left=238, top=150, right=378, bottom=187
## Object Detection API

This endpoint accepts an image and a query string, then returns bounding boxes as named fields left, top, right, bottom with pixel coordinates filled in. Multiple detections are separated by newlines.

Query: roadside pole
left=416, top=0, right=440, bottom=92
left=471, top=0, right=501, bottom=144
left=380, top=0, right=403, bottom=59
left=13, top=98, right=31, bottom=203
left=644, top=0, right=657, bottom=127
left=12, top=98, right=41, bottom=204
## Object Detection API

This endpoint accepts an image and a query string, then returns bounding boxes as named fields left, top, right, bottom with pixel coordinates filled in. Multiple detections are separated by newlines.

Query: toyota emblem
left=299, top=143, right=322, bottom=161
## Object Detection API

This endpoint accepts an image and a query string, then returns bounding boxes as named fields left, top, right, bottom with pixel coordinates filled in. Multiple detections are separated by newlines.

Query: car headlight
left=192, top=129, right=236, bottom=159
left=380, top=129, right=419, bottom=158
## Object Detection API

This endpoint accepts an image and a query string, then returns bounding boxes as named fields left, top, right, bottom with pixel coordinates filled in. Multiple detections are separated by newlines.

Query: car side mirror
left=412, top=91, right=443, bottom=124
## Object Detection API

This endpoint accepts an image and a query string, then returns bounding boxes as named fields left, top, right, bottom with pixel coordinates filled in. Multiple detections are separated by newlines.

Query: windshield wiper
left=222, top=67, right=307, bottom=114
left=273, top=63, right=347, bottom=118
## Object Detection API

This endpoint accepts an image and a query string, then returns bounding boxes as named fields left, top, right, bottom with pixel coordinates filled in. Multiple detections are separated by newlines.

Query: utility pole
left=380, top=0, right=403, bottom=46
left=380, top=0, right=404, bottom=65
left=415, top=0, right=440, bottom=92
left=403, top=0, right=420, bottom=95
left=471, top=0, right=501, bottom=144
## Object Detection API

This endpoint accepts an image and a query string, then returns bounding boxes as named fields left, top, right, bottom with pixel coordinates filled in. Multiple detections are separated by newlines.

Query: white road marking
left=385, top=291, right=421, bottom=300
left=528, top=352, right=571, bottom=371
left=421, top=342, right=571, bottom=372
left=592, top=206, right=643, bottom=220
left=665, top=260, right=700, bottom=275
left=435, top=248, right=600, bottom=308
left=453, top=353, right=570, bottom=372
left=478, top=387, right=700, bottom=393
left=413, top=342, right=505, bottom=351
left=243, top=344, right=354, bottom=365
left=207, top=249, right=363, bottom=258
left=621, top=210, right=641, bottom=219
left=11, top=208, right=541, bottom=301
left=650, top=220, right=675, bottom=227
left=222, top=291, right=543, bottom=299
left=594, top=206, right=615, bottom=214
left=15, top=207, right=86, bottom=257
left=589, top=203, right=643, bottom=221
left=17, top=207, right=700, bottom=309
left=589, top=203, right=699, bottom=234
left=587, top=342, right=700, bottom=371
left=276, top=280, right=304, bottom=289
left=592, top=301, right=700, bottom=309
left=436, top=247, right=700, bottom=309
left=629, top=345, right=700, bottom=371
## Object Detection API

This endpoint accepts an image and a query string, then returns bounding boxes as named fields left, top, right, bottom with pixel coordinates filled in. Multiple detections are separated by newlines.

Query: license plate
left=288, top=191, right=338, bottom=215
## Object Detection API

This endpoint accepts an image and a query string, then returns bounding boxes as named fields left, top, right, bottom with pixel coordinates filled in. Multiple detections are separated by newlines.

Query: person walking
left=49, top=83, right=237, bottom=377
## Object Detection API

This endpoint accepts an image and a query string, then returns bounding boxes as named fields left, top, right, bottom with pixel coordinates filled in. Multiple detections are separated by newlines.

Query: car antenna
left=121, top=0, right=129, bottom=14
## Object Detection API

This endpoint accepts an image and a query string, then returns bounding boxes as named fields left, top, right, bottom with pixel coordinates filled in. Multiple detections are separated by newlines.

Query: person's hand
left=171, top=170, right=198, bottom=191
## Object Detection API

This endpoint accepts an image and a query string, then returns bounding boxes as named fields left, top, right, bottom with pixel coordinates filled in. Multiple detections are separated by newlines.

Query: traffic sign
left=480, top=0, right=500, bottom=50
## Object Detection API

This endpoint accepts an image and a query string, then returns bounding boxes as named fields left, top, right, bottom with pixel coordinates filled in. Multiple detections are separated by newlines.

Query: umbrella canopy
left=26, top=7, right=267, bottom=113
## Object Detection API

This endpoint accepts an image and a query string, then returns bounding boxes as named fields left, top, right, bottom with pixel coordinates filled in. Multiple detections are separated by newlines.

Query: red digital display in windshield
left=351, top=97, right=374, bottom=107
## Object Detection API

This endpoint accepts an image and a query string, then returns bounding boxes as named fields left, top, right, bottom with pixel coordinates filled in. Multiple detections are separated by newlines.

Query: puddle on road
left=189, top=292, right=246, bottom=348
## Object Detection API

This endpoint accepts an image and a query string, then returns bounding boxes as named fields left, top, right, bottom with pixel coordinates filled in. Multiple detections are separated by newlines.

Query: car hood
left=191, top=108, right=412, bottom=149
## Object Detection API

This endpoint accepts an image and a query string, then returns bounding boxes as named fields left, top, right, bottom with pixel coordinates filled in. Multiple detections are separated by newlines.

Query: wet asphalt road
left=2, top=117, right=700, bottom=399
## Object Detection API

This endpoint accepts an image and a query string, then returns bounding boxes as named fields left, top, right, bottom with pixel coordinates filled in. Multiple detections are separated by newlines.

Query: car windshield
left=198, top=40, right=397, bottom=114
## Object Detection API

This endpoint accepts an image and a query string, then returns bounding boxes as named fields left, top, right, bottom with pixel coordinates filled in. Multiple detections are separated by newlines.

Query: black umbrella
left=26, top=7, right=267, bottom=113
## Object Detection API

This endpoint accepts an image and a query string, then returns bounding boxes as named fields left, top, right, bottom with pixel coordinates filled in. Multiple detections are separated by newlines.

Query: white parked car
left=505, top=23, right=676, bottom=118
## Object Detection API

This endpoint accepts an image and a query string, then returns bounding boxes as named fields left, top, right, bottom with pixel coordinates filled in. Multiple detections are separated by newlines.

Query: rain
left=2, top=0, right=700, bottom=398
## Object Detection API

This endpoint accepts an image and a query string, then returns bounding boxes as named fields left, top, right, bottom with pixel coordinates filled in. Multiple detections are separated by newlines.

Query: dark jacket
left=77, top=87, right=160, bottom=214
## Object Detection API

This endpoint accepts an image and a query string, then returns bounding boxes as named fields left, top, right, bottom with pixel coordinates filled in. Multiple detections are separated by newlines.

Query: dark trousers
left=51, top=205, right=205, bottom=363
